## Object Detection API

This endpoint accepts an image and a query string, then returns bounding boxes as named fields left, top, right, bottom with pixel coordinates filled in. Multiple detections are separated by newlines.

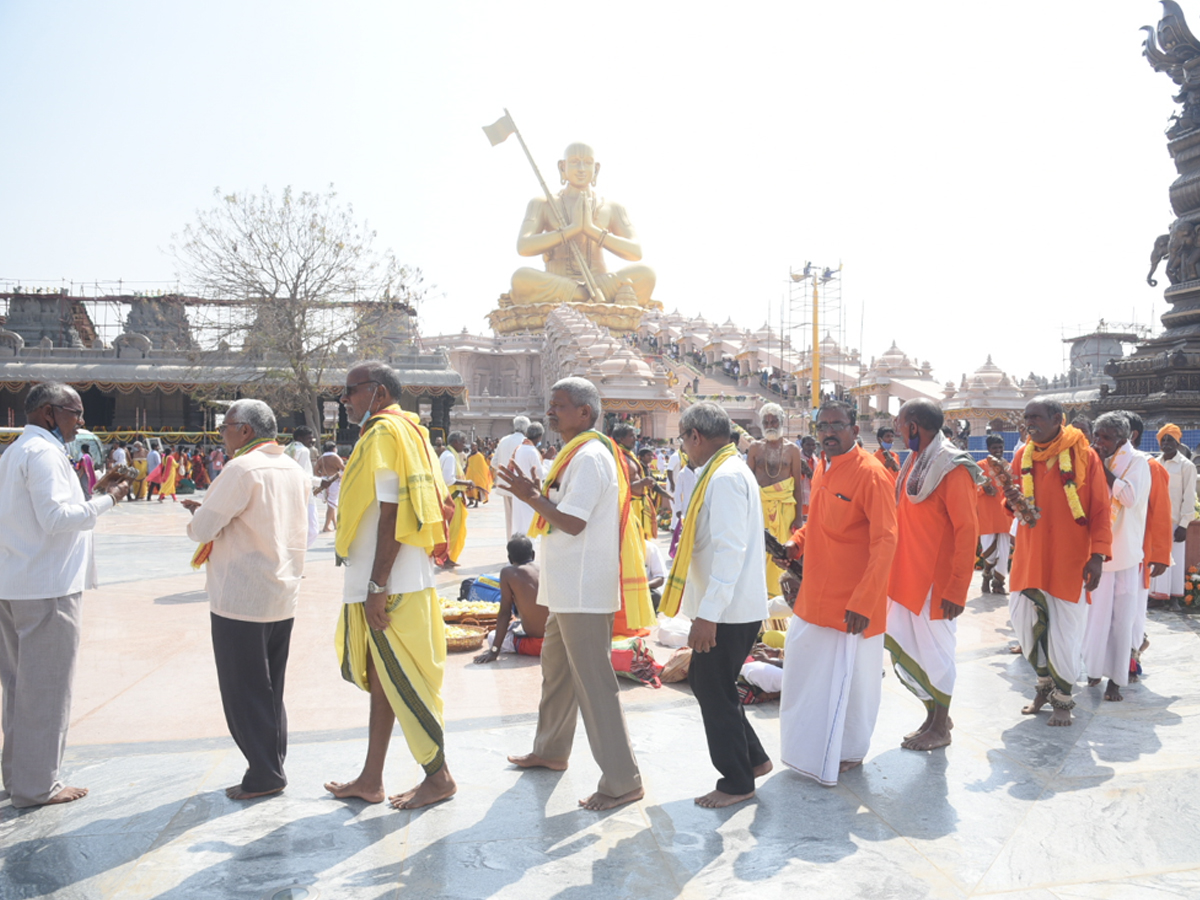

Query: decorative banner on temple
left=0, top=380, right=467, bottom=397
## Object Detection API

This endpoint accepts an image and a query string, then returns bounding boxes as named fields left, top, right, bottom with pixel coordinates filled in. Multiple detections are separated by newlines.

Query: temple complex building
left=0, top=291, right=464, bottom=439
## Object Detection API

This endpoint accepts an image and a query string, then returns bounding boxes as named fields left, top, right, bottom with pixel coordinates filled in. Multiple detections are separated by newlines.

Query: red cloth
left=514, top=636, right=543, bottom=656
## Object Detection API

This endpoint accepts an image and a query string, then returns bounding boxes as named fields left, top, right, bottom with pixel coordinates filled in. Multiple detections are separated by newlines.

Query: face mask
left=907, top=431, right=921, bottom=452
left=358, top=387, right=380, bottom=430
left=51, top=427, right=65, bottom=445
left=879, top=441, right=892, bottom=451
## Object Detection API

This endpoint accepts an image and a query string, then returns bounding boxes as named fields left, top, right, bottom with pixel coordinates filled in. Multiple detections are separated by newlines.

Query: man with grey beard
left=746, top=403, right=806, bottom=598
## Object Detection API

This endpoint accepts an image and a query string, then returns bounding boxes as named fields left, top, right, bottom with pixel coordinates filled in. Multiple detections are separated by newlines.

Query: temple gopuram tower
left=1099, top=2, right=1200, bottom=427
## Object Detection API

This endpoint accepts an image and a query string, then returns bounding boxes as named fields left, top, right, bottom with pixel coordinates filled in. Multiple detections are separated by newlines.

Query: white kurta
left=780, top=618, right=884, bottom=786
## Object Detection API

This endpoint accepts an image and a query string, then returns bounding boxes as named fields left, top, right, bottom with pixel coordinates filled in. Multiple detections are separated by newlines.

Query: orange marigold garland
left=1021, top=440, right=1088, bottom=526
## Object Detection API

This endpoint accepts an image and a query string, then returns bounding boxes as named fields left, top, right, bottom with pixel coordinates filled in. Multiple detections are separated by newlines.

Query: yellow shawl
left=659, top=443, right=738, bottom=617
left=336, top=405, right=448, bottom=558
left=529, top=430, right=654, bottom=629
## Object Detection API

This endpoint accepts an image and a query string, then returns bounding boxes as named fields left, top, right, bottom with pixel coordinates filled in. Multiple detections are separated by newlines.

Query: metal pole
left=811, top=276, right=821, bottom=411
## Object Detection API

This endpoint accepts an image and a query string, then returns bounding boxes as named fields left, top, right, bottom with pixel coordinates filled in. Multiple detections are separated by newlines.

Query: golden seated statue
left=491, top=142, right=656, bottom=334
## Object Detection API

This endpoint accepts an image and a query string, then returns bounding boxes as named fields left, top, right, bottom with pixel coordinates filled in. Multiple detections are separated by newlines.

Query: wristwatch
left=367, top=580, right=388, bottom=594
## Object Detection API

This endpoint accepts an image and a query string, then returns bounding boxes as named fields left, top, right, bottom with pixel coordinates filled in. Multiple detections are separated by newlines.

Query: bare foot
left=507, top=753, right=568, bottom=771
left=902, top=727, right=952, bottom=751
left=1009, top=644, right=1023, bottom=654
left=1022, top=688, right=1050, bottom=715
left=695, top=789, right=755, bottom=808
left=752, top=760, right=773, bottom=778
left=838, top=759, right=863, bottom=774
left=1140, top=636, right=1150, bottom=654
left=579, top=786, right=644, bottom=810
left=1087, top=677, right=1101, bottom=687
left=44, top=786, right=88, bottom=805
left=390, top=769, right=456, bottom=810
left=324, top=778, right=385, bottom=803
left=1104, top=680, right=1123, bottom=702
left=1048, top=707, right=1073, bottom=726
left=226, top=785, right=284, bottom=800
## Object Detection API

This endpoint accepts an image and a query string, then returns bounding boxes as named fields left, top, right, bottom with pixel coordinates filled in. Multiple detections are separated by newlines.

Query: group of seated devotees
left=475, top=535, right=548, bottom=663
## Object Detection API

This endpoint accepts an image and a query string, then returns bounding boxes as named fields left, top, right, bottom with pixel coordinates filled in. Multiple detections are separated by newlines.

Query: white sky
left=0, top=1, right=1182, bottom=388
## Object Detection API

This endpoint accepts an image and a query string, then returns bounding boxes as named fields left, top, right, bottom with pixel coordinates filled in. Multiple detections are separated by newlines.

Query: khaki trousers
left=533, top=611, right=641, bottom=798
left=0, top=594, right=83, bottom=808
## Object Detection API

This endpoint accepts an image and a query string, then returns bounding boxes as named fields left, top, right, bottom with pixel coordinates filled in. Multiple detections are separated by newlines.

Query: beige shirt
left=187, top=443, right=309, bottom=622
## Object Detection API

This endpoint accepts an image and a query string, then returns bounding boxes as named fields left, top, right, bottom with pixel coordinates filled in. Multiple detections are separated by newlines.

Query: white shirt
left=1160, top=453, right=1198, bottom=528
left=186, top=444, right=309, bottom=622
left=675, top=465, right=698, bottom=520
left=645, top=539, right=666, bottom=583
left=284, top=441, right=320, bottom=494
left=1105, top=442, right=1151, bottom=571
left=341, top=470, right=435, bottom=602
left=537, top=437, right=620, bottom=614
left=679, top=455, right=770, bottom=623
left=491, top=430, right=525, bottom=498
left=111, top=446, right=128, bottom=466
left=0, top=425, right=114, bottom=600
left=439, top=448, right=461, bottom=488
left=511, top=442, right=542, bottom=482
left=146, top=448, right=161, bottom=472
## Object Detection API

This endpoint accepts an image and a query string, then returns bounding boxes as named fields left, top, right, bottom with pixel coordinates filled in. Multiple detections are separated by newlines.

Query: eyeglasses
left=52, top=405, right=85, bottom=419
left=814, top=421, right=852, bottom=433
left=217, top=421, right=244, bottom=432
left=340, top=380, right=379, bottom=399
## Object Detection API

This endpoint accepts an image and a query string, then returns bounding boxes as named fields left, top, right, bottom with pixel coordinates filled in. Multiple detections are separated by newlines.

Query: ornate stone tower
left=1099, top=2, right=1200, bottom=426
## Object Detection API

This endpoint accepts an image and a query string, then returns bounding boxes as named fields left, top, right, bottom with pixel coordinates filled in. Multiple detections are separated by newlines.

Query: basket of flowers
left=445, top=623, right=487, bottom=652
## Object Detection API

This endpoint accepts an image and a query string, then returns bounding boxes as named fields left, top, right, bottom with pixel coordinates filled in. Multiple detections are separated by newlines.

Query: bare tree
left=173, top=185, right=425, bottom=429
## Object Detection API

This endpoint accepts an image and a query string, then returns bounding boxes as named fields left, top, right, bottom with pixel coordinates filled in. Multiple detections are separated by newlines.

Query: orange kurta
left=1009, top=443, right=1113, bottom=603
left=977, top=457, right=1015, bottom=535
left=1144, top=457, right=1173, bottom=570
left=873, top=448, right=901, bottom=484
left=789, top=445, right=898, bottom=638
left=889, top=463, right=979, bottom=617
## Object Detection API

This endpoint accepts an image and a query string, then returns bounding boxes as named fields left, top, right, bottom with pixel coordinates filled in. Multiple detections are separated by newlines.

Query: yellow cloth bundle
left=336, top=405, right=448, bottom=557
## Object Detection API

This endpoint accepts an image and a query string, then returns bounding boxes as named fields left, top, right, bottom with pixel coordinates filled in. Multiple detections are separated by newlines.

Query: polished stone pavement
left=3, top=493, right=1200, bottom=899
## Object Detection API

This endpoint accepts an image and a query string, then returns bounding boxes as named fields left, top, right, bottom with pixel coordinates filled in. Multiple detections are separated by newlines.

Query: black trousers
left=210, top=613, right=293, bottom=792
left=689, top=620, right=769, bottom=795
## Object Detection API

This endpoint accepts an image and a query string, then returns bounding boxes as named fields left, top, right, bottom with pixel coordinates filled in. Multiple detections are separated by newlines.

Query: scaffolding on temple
left=783, top=262, right=846, bottom=410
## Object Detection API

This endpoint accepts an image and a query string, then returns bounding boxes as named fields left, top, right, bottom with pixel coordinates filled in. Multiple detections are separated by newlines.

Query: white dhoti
left=323, top=478, right=341, bottom=509
left=511, top=496, right=536, bottom=539
left=980, top=533, right=1011, bottom=577
left=1008, top=587, right=1088, bottom=707
left=306, top=500, right=318, bottom=547
left=780, top=618, right=883, bottom=786
left=1083, top=566, right=1141, bottom=687
left=741, top=660, right=784, bottom=693
left=1149, top=540, right=1186, bottom=598
left=886, top=594, right=956, bottom=708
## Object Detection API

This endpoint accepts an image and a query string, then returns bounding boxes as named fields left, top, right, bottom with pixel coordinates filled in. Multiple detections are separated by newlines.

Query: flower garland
left=1020, top=440, right=1088, bottom=526
left=1186, top=566, right=1199, bottom=608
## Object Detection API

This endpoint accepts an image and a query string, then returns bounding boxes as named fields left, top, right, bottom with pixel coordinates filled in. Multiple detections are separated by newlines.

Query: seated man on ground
left=475, top=535, right=548, bottom=662
left=739, top=570, right=799, bottom=702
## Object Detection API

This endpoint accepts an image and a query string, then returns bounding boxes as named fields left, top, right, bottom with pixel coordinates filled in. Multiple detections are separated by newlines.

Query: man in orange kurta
left=777, top=401, right=898, bottom=785
left=873, top=425, right=901, bottom=485
left=978, top=435, right=1015, bottom=594
left=886, top=399, right=982, bottom=752
left=1006, top=400, right=1112, bottom=727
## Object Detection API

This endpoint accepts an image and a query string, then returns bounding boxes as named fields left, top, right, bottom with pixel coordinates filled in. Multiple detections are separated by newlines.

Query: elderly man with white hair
left=183, top=399, right=310, bottom=800
left=492, top=415, right=531, bottom=538
left=0, top=382, right=131, bottom=807
left=746, top=402, right=806, bottom=597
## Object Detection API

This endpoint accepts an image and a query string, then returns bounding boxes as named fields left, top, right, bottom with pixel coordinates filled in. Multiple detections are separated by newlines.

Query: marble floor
left=3, top=492, right=1200, bottom=899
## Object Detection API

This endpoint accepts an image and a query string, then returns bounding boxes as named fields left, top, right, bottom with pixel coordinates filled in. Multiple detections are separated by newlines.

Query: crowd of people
left=0, top=368, right=1190, bottom=817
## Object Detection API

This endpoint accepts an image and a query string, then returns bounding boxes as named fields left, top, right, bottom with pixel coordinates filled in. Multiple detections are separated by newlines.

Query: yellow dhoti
left=132, top=458, right=148, bottom=499
left=761, top=477, right=797, bottom=598
left=336, top=589, right=447, bottom=775
left=447, top=493, right=467, bottom=563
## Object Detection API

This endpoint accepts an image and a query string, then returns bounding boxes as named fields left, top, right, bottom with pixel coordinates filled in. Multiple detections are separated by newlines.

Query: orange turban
left=1158, top=423, right=1183, bottom=444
